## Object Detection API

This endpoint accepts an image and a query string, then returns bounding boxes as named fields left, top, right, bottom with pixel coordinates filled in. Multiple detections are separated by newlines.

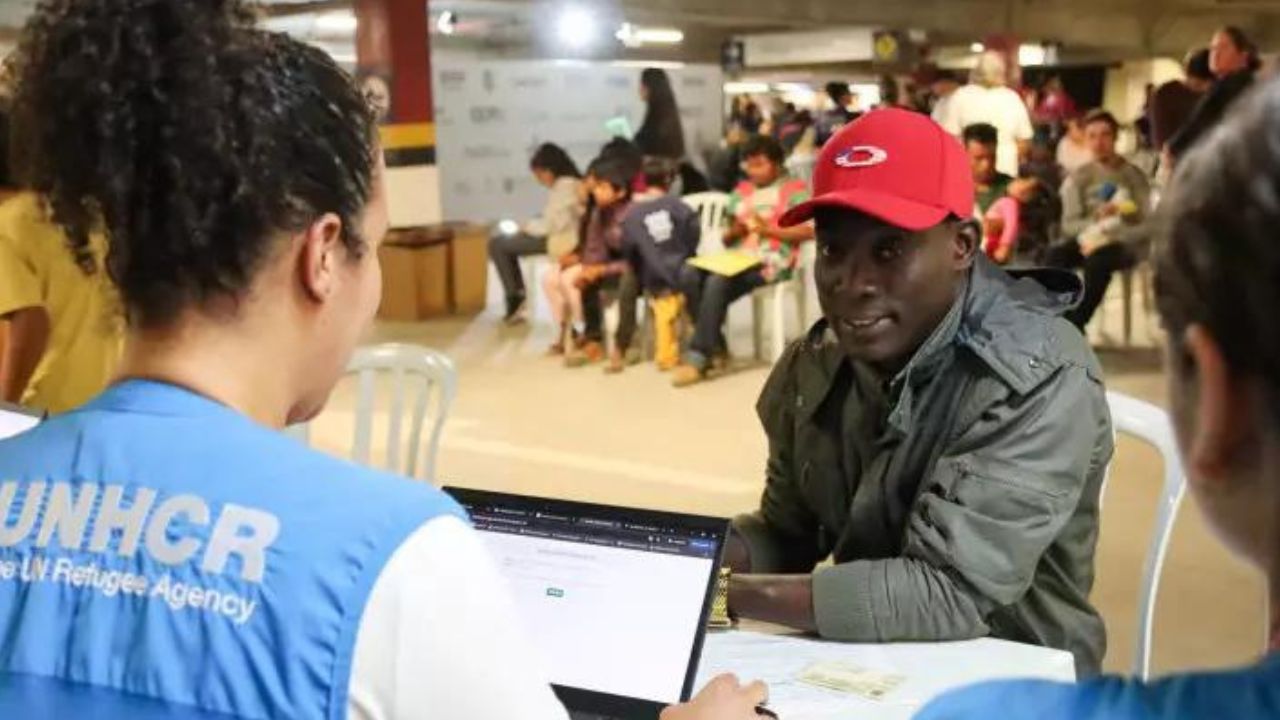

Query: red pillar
left=356, top=0, right=439, bottom=225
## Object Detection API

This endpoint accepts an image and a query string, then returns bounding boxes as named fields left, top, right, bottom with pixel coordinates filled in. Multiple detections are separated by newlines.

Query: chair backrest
left=683, top=191, right=731, bottom=256
left=786, top=154, right=817, bottom=183
left=287, top=343, right=457, bottom=485
left=348, top=343, right=457, bottom=484
left=1104, top=391, right=1188, bottom=681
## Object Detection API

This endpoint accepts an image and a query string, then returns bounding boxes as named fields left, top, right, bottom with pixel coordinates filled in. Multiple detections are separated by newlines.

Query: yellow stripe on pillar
left=380, top=122, right=436, bottom=151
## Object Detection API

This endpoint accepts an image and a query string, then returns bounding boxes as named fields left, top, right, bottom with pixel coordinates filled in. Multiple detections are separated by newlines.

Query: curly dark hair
left=1155, top=76, right=1280, bottom=421
left=8, top=0, right=377, bottom=328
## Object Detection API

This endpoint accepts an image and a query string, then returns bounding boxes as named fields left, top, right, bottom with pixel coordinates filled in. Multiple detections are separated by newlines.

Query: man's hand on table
left=728, top=574, right=817, bottom=634
left=660, top=673, right=769, bottom=720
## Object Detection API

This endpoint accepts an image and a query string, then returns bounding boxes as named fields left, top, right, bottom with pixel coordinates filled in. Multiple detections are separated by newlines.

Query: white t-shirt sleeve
left=347, top=516, right=570, bottom=720
left=1007, top=89, right=1034, bottom=141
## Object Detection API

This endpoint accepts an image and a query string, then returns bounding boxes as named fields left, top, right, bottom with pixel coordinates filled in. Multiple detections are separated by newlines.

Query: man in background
left=964, top=123, right=1013, bottom=216
left=725, top=109, right=1110, bottom=676
left=1047, top=110, right=1151, bottom=330
left=937, top=52, right=1034, bottom=177
left=1149, top=49, right=1214, bottom=154
left=815, top=81, right=859, bottom=147
left=0, top=192, right=121, bottom=413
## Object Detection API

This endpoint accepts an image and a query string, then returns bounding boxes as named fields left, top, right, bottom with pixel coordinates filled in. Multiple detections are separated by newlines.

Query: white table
left=695, top=629, right=1076, bottom=719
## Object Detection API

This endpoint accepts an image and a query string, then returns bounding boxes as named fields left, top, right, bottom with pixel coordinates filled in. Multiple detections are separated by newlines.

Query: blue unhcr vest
left=0, top=380, right=464, bottom=719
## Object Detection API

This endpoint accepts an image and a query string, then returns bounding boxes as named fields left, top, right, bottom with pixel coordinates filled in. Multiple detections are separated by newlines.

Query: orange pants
left=651, top=293, right=685, bottom=370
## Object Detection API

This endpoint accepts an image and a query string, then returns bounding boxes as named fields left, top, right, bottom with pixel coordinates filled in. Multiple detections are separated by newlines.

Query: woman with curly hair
left=0, top=1, right=763, bottom=718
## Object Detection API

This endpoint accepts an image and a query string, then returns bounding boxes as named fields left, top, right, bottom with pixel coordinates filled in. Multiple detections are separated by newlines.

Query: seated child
left=672, top=135, right=813, bottom=388
left=619, top=158, right=701, bottom=372
left=981, top=176, right=1041, bottom=265
left=561, top=157, right=633, bottom=367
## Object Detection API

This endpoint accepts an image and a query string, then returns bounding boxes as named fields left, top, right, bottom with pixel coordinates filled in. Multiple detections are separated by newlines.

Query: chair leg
left=795, top=277, right=808, bottom=337
left=771, top=285, right=787, bottom=362
left=752, top=292, right=766, bottom=362
left=1122, top=270, right=1134, bottom=347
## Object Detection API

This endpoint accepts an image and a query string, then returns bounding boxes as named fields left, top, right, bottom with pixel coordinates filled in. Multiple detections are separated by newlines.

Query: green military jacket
left=735, top=257, right=1112, bottom=675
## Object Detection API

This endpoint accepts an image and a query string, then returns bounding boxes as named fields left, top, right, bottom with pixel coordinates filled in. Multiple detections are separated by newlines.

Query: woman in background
left=489, top=143, right=582, bottom=325
left=635, top=68, right=687, bottom=162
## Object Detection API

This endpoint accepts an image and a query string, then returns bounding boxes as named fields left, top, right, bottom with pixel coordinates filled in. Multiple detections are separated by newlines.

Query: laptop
left=0, top=401, right=41, bottom=440
left=447, top=487, right=728, bottom=720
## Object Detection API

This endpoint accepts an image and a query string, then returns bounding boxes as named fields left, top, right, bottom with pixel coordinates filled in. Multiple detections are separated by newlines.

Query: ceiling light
left=724, top=81, right=770, bottom=94
left=315, top=11, right=358, bottom=33
left=436, top=10, right=457, bottom=36
left=1018, top=44, right=1047, bottom=66
left=616, top=23, right=684, bottom=47
left=558, top=8, right=597, bottom=50
left=970, top=42, right=985, bottom=53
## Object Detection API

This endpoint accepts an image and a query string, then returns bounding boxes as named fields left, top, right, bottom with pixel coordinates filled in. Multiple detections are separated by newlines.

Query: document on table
left=695, top=631, right=1076, bottom=720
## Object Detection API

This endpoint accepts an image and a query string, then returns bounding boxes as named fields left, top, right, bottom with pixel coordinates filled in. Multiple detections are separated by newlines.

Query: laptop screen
left=0, top=403, right=40, bottom=440
left=450, top=489, right=726, bottom=708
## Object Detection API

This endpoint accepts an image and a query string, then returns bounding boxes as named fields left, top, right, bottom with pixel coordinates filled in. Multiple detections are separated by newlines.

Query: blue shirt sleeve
left=916, top=657, right=1280, bottom=720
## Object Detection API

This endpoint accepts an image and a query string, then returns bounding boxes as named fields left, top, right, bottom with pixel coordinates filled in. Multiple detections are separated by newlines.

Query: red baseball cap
left=780, top=108, right=974, bottom=230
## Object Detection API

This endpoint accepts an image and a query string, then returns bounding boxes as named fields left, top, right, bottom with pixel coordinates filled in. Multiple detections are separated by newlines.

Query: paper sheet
left=686, top=251, right=763, bottom=277
left=694, top=631, right=1076, bottom=720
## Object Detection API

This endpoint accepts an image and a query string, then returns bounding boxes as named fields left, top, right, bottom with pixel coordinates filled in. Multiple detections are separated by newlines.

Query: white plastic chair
left=683, top=192, right=731, bottom=255
left=286, top=343, right=457, bottom=485
left=1104, top=391, right=1188, bottom=680
left=786, top=154, right=817, bottom=183
left=751, top=242, right=813, bottom=362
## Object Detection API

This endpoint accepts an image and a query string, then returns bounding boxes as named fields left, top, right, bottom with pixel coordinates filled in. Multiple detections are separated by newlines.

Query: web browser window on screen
left=0, top=407, right=39, bottom=440
left=466, top=503, right=718, bottom=704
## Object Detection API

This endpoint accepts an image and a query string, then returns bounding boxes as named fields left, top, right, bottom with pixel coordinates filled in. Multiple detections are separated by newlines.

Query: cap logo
left=834, top=145, right=888, bottom=169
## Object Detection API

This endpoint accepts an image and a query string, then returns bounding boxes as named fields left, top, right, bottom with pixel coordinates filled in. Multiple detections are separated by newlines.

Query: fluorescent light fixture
left=497, top=219, right=521, bottom=236
left=1018, top=44, right=1047, bottom=66
left=436, top=10, right=457, bottom=36
left=616, top=23, right=684, bottom=47
left=558, top=7, right=596, bottom=49
left=724, top=81, right=770, bottom=94
left=609, top=59, right=686, bottom=69
left=315, top=11, right=358, bottom=33
left=970, top=42, right=985, bottom=53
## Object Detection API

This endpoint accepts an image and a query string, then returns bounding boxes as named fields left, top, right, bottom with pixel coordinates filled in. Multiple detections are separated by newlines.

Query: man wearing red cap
left=723, top=109, right=1111, bottom=675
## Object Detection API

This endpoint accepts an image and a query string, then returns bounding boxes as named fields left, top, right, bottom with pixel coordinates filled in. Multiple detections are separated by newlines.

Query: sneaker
left=565, top=341, right=604, bottom=368
left=502, top=297, right=528, bottom=326
left=624, top=347, right=643, bottom=366
left=604, top=351, right=625, bottom=375
left=671, top=364, right=706, bottom=388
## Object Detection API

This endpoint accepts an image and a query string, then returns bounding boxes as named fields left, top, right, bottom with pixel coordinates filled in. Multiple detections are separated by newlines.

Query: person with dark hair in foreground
left=672, top=135, right=813, bottom=387
left=1046, top=110, right=1152, bottom=330
left=490, top=143, right=583, bottom=324
left=0, top=1, right=762, bottom=718
left=722, top=109, right=1110, bottom=676
left=917, top=73, right=1280, bottom=720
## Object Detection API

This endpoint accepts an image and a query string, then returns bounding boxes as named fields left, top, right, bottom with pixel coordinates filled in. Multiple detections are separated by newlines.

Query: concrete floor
left=309, top=266, right=1267, bottom=678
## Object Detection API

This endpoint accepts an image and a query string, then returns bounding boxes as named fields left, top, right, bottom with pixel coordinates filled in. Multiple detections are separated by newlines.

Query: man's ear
left=297, top=213, right=345, bottom=303
left=1183, top=324, right=1252, bottom=482
left=952, top=219, right=980, bottom=269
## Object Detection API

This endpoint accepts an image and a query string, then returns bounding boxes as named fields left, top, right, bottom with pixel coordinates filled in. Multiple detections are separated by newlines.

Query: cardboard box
left=378, top=230, right=450, bottom=321
left=447, top=223, right=491, bottom=315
